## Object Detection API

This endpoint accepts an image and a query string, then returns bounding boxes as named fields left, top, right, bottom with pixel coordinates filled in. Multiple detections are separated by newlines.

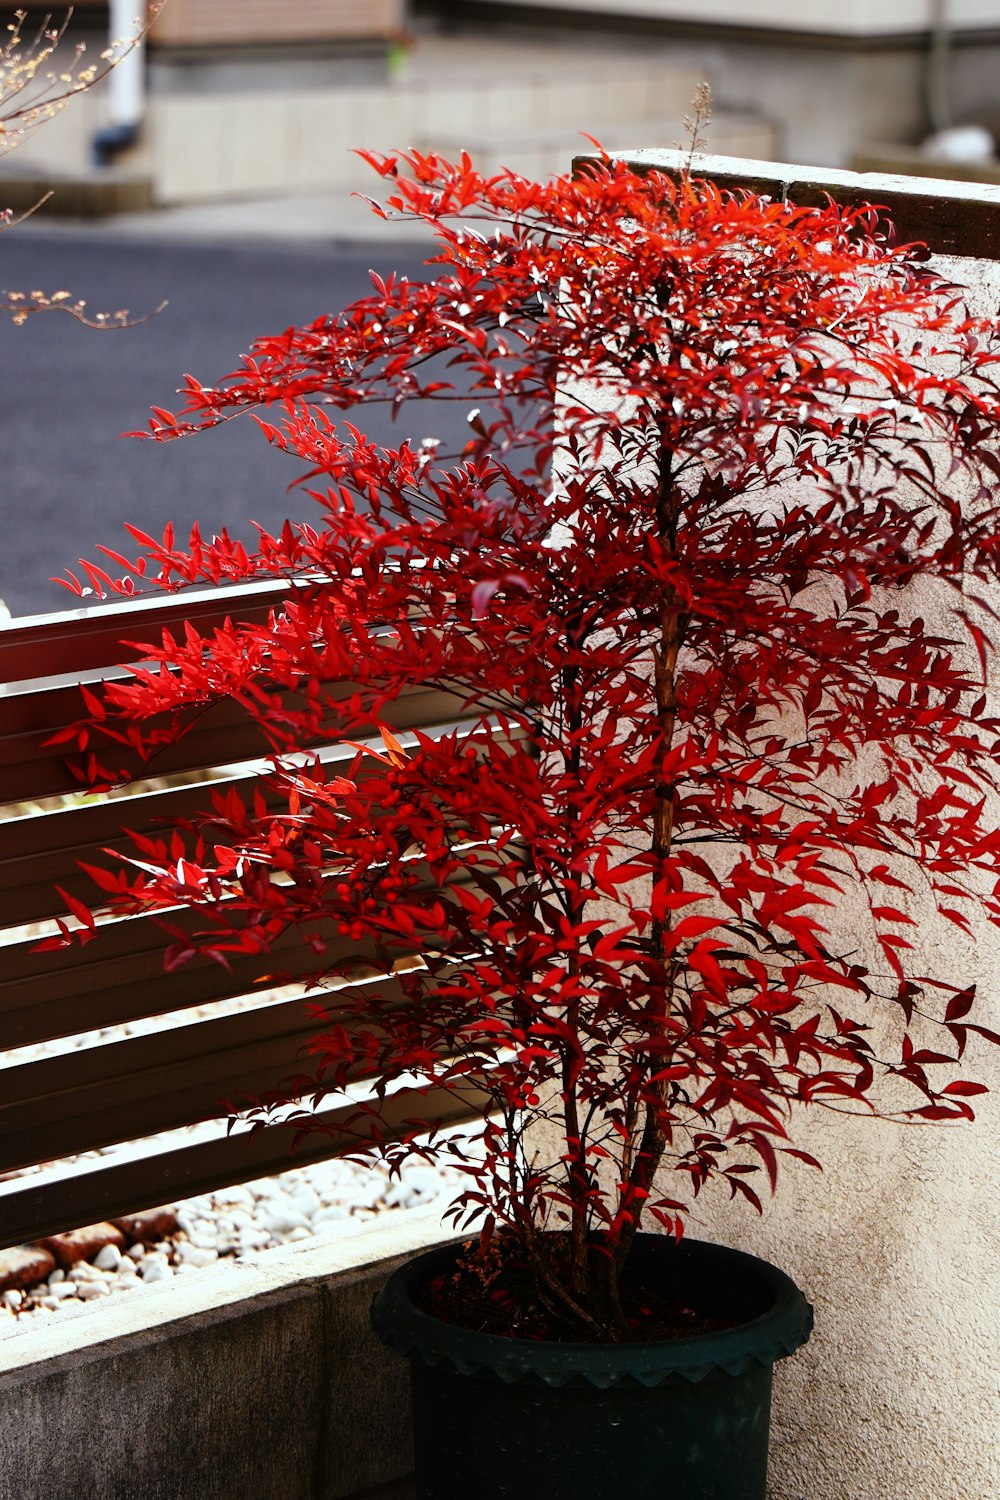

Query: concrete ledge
left=597, top=148, right=1000, bottom=259
left=0, top=171, right=155, bottom=219
left=0, top=1210, right=454, bottom=1500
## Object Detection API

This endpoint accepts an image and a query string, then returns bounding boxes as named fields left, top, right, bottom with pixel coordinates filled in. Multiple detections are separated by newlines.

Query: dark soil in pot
left=414, top=1229, right=742, bottom=1341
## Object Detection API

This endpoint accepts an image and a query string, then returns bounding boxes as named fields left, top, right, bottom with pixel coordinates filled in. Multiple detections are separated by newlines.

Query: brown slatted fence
left=0, top=585, right=495, bottom=1249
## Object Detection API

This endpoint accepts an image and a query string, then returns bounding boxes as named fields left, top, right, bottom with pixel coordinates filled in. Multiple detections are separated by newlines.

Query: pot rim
left=370, top=1233, right=814, bottom=1389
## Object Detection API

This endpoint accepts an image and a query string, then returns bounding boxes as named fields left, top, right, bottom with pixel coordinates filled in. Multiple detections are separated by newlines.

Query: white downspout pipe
left=93, top=0, right=146, bottom=166
left=927, top=0, right=952, bottom=135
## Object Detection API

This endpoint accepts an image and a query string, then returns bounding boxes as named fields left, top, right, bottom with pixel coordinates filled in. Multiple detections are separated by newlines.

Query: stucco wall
left=691, top=1085, right=1000, bottom=1500
left=448, top=5, right=1000, bottom=169
left=545, top=161, right=1000, bottom=1500
left=733, top=246, right=1000, bottom=1500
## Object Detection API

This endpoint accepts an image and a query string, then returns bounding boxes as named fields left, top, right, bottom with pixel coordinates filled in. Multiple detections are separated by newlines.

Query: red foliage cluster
left=55, top=151, right=1000, bottom=1339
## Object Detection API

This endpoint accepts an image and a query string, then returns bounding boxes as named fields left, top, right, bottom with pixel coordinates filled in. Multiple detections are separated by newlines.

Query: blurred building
left=0, top=0, right=771, bottom=211
left=421, top=1, right=1000, bottom=170
left=3, top=1, right=998, bottom=213
left=4, top=1, right=406, bottom=208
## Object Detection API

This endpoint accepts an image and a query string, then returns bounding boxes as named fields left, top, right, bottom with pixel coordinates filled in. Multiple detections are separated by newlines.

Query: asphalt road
left=0, top=230, right=475, bottom=617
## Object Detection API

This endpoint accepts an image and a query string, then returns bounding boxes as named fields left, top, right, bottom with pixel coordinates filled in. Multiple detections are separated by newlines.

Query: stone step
left=0, top=166, right=154, bottom=219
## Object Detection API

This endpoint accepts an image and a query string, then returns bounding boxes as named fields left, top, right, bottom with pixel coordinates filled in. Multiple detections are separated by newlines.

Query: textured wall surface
left=687, top=1091, right=1000, bottom=1500
left=722, top=250, right=1000, bottom=1500
left=537, top=207, right=1000, bottom=1499
left=620, top=232, right=1000, bottom=1500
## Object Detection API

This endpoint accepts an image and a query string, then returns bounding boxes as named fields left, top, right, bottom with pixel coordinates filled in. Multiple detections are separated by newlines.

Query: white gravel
left=1, top=1146, right=472, bottom=1336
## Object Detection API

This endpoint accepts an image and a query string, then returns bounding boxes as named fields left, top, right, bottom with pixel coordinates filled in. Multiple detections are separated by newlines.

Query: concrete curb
left=0, top=1208, right=455, bottom=1499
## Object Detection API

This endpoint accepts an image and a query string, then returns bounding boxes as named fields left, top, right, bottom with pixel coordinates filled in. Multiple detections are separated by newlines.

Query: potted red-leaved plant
left=57, top=151, right=1000, bottom=1499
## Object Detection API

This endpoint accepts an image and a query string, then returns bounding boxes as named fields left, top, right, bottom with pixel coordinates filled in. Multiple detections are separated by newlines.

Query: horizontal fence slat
left=0, top=902, right=361, bottom=1028
left=0, top=580, right=292, bottom=685
left=0, top=847, right=487, bottom=1049
left=0, top=715, right=491, bottom=927
left=0, top=923, right=439, bottom=1057
left=0, top=677, right=474, bottom=805
left=0, top=581, right=495, bottom=1247
left=0, top=1082, right=488, bottom=1251
left=0, top=983, right=425, bottom=1174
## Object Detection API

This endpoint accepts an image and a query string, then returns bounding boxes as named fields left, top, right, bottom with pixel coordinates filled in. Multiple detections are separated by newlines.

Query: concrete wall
left=143, top=55, right=711, bottom=203
left=3, top=32, right=774, bottom=206
left=437, top=2, right=1000, bottom=167
left=0, top=1213, right=456, bottom=1500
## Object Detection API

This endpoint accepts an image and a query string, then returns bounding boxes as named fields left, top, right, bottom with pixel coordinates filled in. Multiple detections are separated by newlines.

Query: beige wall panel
left=149, top=93, right=231, bottom=200
left=2, top=88, right=103, bottom=176
left=215, top=94, right=299, bottom=195
left=287, top=89, right=367, bottom=189
left=149, top=84, right=423, bottom=200
left=338, top=88, right=420, bottom=159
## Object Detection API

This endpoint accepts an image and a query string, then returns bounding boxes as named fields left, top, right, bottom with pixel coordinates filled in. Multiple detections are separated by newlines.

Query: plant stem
left=615, top=413, right=684, bottom=1275
left=560, top=613, right=592, bottom=1305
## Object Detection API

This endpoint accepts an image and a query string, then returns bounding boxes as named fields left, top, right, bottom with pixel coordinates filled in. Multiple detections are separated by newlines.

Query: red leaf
left=782, top=1148, right=822, bottom=1171
left=664, top=915, right=720, bottom=947
left=945, top=989, right=976, bottom=1022
left=164, top=942, right=198, bottom=972
left=471, top=580, right=499, bottom=618
left=54, top=885, right=97, bottom=931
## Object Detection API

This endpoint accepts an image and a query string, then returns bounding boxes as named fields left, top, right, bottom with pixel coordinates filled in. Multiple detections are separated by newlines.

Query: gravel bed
left=0, top=1148, right=470, bottom=1337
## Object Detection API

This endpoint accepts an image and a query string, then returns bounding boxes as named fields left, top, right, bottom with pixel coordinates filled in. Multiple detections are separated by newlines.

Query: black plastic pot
left=371, top=1234, right=812, bottom=1500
